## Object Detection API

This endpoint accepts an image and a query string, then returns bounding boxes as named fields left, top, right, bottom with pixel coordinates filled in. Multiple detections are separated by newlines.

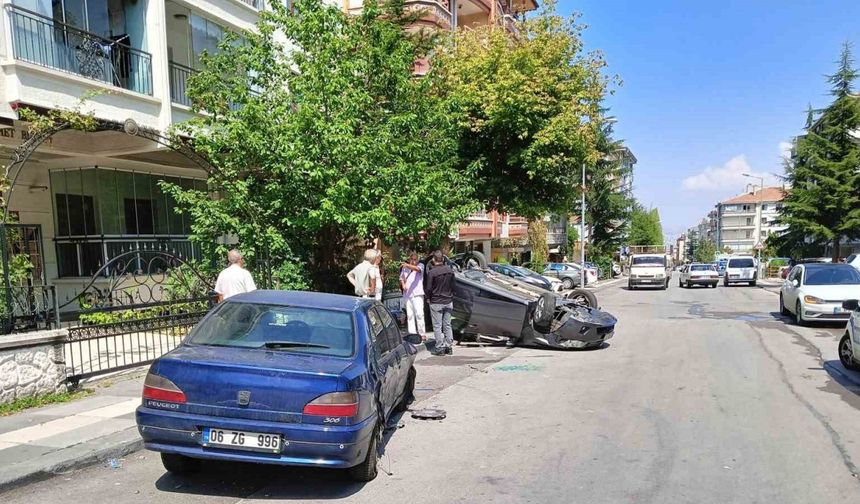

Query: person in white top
left=214, top=249, right=257, bottom=302
left=369, top=253, right=383, bottom=301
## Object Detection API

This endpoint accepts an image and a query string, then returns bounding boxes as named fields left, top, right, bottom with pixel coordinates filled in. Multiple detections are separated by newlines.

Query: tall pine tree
left=779, top=43, right=860, bottom=260
left=585, top=121, right=635, bottom=257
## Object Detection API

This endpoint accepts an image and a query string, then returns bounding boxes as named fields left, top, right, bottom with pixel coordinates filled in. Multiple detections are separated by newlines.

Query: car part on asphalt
left=411, top=408, right=447, bottom=420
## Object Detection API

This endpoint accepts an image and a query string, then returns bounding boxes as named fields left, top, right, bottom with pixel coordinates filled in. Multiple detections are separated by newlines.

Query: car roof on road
left=224, top=290, right=369, bottom=312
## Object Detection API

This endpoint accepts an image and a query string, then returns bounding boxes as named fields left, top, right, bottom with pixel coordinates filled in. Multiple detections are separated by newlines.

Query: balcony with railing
left=7, top=5, right=153, bottom=96
left=169, top=62, right=194, bottom=107
left=406, top=0, right=454, bottom=29
left=237, top=0, right=264, bottom=9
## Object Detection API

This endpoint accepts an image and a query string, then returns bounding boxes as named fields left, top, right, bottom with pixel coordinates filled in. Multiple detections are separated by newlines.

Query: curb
left=0, top=428, right=143, bottom=494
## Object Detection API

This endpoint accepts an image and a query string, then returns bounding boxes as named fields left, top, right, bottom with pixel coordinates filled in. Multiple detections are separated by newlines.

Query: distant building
left=675, top=234, right=687, bottom=263
left=716, top=187, right=787, bottom=254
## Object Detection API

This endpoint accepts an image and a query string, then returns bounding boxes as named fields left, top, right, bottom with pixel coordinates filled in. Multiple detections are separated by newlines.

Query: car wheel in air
left=839, top=333, right=860, bottom=371
left=533, top=292, right=556, bottom=326
left=566, top=288, right=598, bottom=308
left=395, top=366, right=416, bottom=413
left=562, top=278, right=574, bottom=290
left=348, top=423, right=380, bottom=482
left=161, top=453, right=201, bottom=475
left=779, top=294, right=790, bottom=316
left=795, top=301, right=806, bottom=326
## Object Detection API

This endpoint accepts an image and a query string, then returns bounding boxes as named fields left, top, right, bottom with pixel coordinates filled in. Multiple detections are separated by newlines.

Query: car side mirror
left=792, top=279, right=800, bottom=287
left=404, top=333, right=423, bottom=345
left=842, top=299, right=859, bottom=311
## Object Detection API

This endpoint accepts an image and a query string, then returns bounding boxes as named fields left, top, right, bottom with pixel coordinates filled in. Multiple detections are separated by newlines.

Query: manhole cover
left=411, top=408, right=446, bottom=420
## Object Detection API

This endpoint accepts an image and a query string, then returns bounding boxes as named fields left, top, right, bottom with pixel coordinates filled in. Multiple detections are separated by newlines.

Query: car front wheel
left=779, top=294, right=790, bottom=316
left=839, top=333, right=860, bottom=371
left=795, top=301, right=806, bottom=326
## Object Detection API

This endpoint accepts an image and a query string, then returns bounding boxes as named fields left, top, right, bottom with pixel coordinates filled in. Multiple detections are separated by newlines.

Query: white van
left=628, top=254, right=670, bottom=290
left=724, top=256, right=758, bottom=286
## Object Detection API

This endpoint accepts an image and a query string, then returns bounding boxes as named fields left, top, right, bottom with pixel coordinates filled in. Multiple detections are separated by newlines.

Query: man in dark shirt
left=426, top=250, right=455, bottom=356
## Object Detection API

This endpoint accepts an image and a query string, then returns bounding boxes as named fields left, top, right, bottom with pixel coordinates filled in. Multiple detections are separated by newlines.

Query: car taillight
left=142, top=372, right=187, bottom=404
left=303, top=391, right=358, bottom=417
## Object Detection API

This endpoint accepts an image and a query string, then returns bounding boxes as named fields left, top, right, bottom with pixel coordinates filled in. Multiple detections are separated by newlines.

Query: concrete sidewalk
left=0, top=371, right=147, bottom=491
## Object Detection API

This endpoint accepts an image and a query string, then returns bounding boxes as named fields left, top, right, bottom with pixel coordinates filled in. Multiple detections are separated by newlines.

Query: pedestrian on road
left=347, top=249, right=378, bottom=298
left=369, top=253, right=384, bottom=301
left=214, top=249, right=257, bottom=302
left=400, top=251, right=426, bottom=339
left=426, top=250, right=455, bottom=356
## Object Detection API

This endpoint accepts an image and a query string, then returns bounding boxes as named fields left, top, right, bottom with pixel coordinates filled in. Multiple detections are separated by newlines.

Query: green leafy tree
left=527, top=219, right=549, bottom=273
left=693, top=239, right=717, bottom=263
left=586, top=123, right=634, bottom=257
left=628, top=205, right=663, bottom=246
left=434, top=2, right=610, bottom=219
left=778, top=42, right=860, bottom=260
left=164, top=0, right=476, bottom=291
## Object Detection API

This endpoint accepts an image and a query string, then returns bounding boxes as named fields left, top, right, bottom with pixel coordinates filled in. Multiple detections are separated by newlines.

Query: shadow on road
left=823, top=359, right=860, bottom=395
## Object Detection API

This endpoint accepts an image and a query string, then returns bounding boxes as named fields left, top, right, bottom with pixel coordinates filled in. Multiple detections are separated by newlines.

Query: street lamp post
left=742, top=173, right=765, bottom=277
left=580, top=161, right=586, bottom=288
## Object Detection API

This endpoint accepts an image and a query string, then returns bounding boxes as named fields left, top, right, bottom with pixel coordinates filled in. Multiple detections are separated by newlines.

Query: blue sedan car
left=135, top=291, right=418, bottom=482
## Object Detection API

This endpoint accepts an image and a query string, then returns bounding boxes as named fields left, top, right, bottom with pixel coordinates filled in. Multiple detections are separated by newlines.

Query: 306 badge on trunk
left=202, top=428, right=282, bottom=453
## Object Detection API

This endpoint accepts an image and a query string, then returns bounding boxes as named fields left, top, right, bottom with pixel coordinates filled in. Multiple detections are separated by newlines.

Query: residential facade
left=716, top=186, right=787, bottom=254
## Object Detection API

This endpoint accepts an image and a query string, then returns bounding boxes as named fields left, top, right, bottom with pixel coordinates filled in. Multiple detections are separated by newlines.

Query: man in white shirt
left=347, top=249, right=378, bottom=297
left=214, top=249, right=257, bottom=302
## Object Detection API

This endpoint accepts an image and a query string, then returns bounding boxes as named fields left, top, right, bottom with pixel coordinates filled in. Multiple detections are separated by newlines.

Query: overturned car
left=387, top=255, right=617, bottom=349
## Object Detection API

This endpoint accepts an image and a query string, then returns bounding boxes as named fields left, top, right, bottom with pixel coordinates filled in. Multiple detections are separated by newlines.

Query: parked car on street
left=487, top=263, right=553, bottom=291
left=136, top=291, right=419, bottom=482
left=628, top=254, right=670, bottom=290
left=838, top=298, right=860, bottom=371
left=724, top=256, right=758, bottom=287
left=679, top=263, right=719, bottom=288
left=426, top=256, right=615, bottom=348
left=846, top=253, right=860, bottom=271
left=542, top=262, right=595, bottom=289
left=780, top=263, right=860, bottom=325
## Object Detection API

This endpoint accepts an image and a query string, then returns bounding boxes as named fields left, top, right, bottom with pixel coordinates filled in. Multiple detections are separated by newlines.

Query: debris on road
left=495, top=364, right=543, bottom=372
left=411, top=408, right=447, bottom=420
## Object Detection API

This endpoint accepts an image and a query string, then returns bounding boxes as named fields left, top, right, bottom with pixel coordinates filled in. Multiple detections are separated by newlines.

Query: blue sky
left=557, top=0, right=860, bottom=241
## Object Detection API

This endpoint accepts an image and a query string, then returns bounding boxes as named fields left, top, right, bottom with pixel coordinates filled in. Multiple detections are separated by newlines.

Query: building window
left=742, top=205, right=751, bottom=211
left=762, top=204, right=768, bottom=211
left=50, top=167, right=207, bottom=277
left=745, top=230, right=752, bottom=239
left=745, top=217, right=752, bottom=226
left=761, top=217, right=767, bottom=224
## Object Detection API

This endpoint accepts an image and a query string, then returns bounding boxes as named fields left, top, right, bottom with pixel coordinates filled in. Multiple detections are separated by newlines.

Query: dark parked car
left=487, top=263, right=553, bottom=290
left=136, top=291, right=418, bottom=482
left=424, top=257, right=615, bottom=349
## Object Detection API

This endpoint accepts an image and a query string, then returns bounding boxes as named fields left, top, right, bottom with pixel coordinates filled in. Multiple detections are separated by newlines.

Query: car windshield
left=187, top=302, right=355, bottom=357
left=632, top=256, right=665, bottom=266
left=804, top=265, right=860, bottom=286
left=728, top=258, right=755, bottom=268
left=691, top=265, right=714, bottom=271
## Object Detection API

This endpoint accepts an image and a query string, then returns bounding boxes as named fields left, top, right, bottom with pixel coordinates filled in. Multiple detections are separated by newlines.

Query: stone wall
left=0, top=329, right=67, bottom=404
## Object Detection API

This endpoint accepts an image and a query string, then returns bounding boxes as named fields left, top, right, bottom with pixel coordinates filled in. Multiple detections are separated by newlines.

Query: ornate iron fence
left=60, top=250, right=215, bottom=383
left=0, top=224, right=59, bottom=334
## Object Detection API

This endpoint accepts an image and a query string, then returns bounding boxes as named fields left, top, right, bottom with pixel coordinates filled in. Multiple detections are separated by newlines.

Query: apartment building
left=716, top=187, right=787, bottom=254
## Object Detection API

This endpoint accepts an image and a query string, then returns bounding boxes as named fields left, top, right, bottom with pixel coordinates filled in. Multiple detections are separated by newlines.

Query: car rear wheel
left=628, top=281, right=634, bottom=290
left=566, top=288, right=598, bottom=308
left=161, top=453, right=200, bottom=475
left=348, top=423, right=380, bottom=482
left=678, top=278, right=683, bottom=288
left=750, top=281, right=757, bottom=287
left=562, top=278, right=574, bottom=290
left=839, top=333, right=860, bottom=371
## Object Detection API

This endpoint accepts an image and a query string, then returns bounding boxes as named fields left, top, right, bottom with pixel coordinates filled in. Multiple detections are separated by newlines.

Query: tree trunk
left=832, top=236, right=841, bottom=262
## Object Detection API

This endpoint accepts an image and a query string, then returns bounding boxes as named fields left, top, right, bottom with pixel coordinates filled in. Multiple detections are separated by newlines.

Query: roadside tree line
left=161, top=0, right=628, bottom=291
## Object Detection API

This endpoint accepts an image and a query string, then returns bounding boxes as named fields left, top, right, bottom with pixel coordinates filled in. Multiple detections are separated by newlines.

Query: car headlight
left=656, top=273, right=664, bottom=278
left=804, top=295, right=825, bottom=305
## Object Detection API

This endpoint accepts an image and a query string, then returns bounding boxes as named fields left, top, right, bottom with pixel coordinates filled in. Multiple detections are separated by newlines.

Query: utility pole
left=580, top=161, right=586, bottom=288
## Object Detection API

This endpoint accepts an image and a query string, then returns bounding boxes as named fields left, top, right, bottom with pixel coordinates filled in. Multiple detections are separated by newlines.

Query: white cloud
left=779, top=141, right=793, bottom=161
left=681, top=155, right=778, bottom=191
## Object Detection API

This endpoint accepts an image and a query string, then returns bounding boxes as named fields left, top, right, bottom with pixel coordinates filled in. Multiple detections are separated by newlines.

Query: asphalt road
left=5, top=276, right=860, bottom=503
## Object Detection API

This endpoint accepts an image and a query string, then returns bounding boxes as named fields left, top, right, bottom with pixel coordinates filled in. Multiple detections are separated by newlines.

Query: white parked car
left=780, top=263, right=860, bottom=325
left=723, top=256, right=758, bottom=287
left=678, top=263, right=719, bottom=288
left=847, top=253, right=860, bottom=271
left=839, top=299, right=860, bottom=371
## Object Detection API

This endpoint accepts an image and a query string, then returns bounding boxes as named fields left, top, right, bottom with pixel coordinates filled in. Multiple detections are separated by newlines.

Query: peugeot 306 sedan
left=135, top=291, right=418, bottom=482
